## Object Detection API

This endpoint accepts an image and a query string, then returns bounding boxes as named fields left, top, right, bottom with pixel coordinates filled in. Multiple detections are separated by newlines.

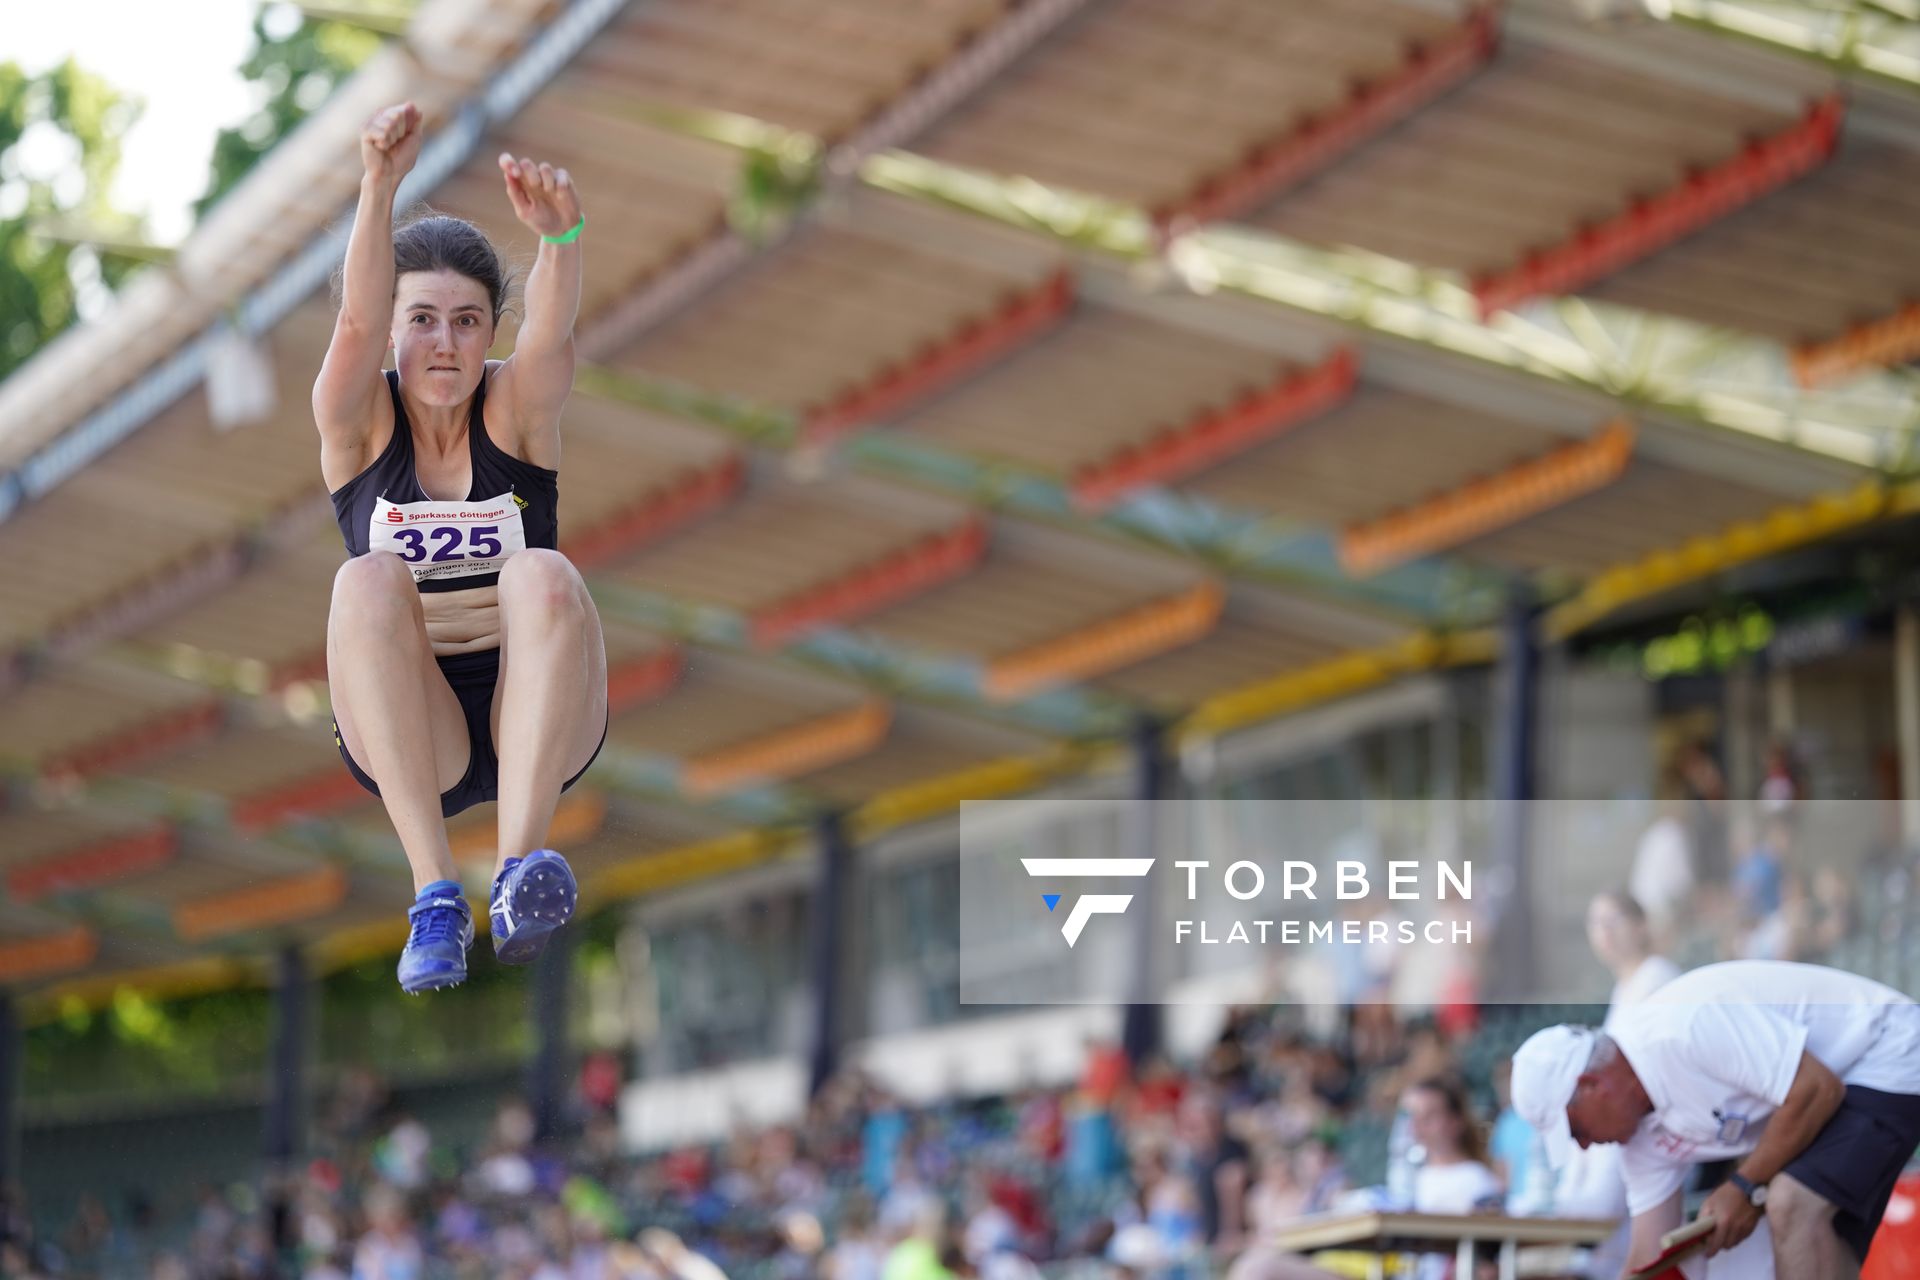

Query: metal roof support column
left=1121, top=714, right=1168, bottom=1068
left=807, top=810, right=852, bottom=1099
left=263, top=944, right=308, bottom=1260
left=530, top=926, right=574, bottom=1145
left=0, top=993, right=14, bottom=1198
left=1896, top=605, right=1920, bottom=850
left=1487, top=587, right=1541, bottom=1001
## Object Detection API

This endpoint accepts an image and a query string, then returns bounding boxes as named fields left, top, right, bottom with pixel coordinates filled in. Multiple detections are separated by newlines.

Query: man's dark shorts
left=1780, top=1084, right=1920, bottom=1261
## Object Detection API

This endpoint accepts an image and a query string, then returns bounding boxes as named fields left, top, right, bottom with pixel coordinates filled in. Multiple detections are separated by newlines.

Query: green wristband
left=541, top=214, right=585, bottom=245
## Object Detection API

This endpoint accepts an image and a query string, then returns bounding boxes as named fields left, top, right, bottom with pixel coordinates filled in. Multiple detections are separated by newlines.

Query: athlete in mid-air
left=316, top=101, right=608, bottom=992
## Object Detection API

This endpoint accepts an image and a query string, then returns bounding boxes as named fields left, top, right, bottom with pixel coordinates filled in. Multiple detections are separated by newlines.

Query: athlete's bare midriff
left=347, top=368, right=525, bottom=657
left=422, top=586, right=500, bottom=656
left=409, top=416, right=505, bottom=656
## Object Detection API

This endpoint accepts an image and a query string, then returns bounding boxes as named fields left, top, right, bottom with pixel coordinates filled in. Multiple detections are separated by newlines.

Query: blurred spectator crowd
left=9, top=734, right=1917, bottom=1280
left=2, top=1008, right=1592, bottom=1280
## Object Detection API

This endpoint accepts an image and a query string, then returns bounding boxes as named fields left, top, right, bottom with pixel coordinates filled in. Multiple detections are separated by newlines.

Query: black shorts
left=333, top=647, right=606, bottom=819
left=1780, top=1083, right=1920, bottom=1262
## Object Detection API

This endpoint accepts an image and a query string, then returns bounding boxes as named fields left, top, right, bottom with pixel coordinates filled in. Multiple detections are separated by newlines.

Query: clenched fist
left=362, top=102, right=424, bottom=188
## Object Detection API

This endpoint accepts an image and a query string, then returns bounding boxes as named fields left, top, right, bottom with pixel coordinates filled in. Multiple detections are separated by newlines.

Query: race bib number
left=369, top=492, right=527, bottom=582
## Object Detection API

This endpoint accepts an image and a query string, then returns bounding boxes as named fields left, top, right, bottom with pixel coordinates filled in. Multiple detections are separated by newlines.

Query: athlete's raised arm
left=313, top=101, right=421, bottom=467
left=488, top=152, right=582, bottom=467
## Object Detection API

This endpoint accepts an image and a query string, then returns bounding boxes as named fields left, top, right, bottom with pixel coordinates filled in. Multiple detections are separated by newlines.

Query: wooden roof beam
left=589, top=576, right=1139, bottom=741
left=801, top=271, right=1076, bottom=449
left=1071, top=346, right=1359, bottom=512
left=1792, top=304, right=1920, bottom=388
left=1176, top=629, right=1492, bottom=744
left=35, top=701, right=227, bottom=787
left=984, top=580, right=1225, bottom=702
left=6, top=825, right=179, bottom=904
left=172, top=865, right=350, bottom=944
left=1153, top=3, right=1502, bottom=235
left=1543, top=479, right=1889, bottom=638
left=577, top=0, right=1109, bottom=357
left=563, top=450, right=747, bottom=571
left=579, top=360, right=1479, bottom=622
left=749, top=515, right=989, bottom=649
left=681, top=700, right=893, bottom=797
left=860, top=146, right=1909, bottom=470
left=1339, top=418, right=1636, bottom=576
left=1473, top=95, right=1845, bottom=316
left=0, top=925, right=99, bottom=985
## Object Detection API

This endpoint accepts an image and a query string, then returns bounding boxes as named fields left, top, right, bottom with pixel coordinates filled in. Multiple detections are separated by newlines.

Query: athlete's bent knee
left=332, top=552, right=422, bottom=627
left=498, top=548, right=582, bottom=615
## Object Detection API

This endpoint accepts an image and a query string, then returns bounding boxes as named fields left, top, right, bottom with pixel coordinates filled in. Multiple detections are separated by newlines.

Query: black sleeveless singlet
left=328, top=369, right=559, bottom=592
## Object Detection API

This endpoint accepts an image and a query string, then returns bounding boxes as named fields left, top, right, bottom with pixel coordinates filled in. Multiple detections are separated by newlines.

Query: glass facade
left=637, top=887, right=812, bottom=1074
left=862, top=851, right=972, bottom=1035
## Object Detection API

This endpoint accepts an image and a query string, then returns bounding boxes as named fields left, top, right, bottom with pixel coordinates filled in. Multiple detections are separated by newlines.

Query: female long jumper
left=316, top=102, right=608, bottom=992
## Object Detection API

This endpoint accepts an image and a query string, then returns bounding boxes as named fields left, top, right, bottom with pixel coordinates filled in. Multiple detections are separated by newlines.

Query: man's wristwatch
left=1730, top=1172, right=1769, bottom=1209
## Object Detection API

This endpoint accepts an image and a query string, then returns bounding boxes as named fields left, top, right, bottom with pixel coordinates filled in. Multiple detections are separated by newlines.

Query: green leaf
left=0, top=58, right=140, bottom=381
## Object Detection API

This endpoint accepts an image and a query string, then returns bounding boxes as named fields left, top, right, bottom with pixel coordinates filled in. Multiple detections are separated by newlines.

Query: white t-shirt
left=1576, top=956, right=1679, bottom=1273
left=1607, top=955, right=1681, bottom=1024
left=1412, top=1161, right=1503, bottom=1280
left=1611, top=961, right=1920, bottom=1213
left=1414, top=1159, right=1503, bottom=1215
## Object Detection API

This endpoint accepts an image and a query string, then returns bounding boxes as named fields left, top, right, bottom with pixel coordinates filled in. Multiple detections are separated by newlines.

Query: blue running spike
left=491, top=850, right=578, bottom=965
left=397, top=883, right=472, bottom=993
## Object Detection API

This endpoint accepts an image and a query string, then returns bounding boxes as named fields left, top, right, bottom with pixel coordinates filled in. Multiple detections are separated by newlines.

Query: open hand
left=499, top=153, right=582, bottom=240
left=362, top=102, right=423, bottom=187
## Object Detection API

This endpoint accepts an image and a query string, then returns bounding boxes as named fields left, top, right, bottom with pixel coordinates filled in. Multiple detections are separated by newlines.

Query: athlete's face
left=391, top=270, right=495, bottom=402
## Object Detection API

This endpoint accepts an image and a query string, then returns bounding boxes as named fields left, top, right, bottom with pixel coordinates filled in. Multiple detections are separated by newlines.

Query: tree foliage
left=194, top=6, right=390, bottom=216
left=0, top=59, right=142, bottom=381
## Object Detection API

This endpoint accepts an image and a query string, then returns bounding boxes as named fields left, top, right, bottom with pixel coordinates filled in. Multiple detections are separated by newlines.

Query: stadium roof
left=6, top=0, right=1920, bottom=1008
